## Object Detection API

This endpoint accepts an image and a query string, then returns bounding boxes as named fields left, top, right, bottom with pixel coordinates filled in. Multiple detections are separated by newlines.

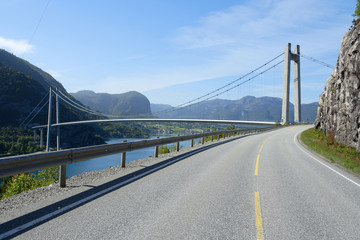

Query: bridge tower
left=282, top=43, right=301, bottom=124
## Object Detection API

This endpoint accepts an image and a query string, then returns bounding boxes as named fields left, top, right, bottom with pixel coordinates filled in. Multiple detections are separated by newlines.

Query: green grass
left=301, top=128, right=360, bottom=175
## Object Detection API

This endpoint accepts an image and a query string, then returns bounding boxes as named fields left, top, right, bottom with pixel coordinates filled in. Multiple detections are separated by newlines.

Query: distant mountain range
left=71, top=90, right=152, bottom=117
left=151, top=96, right=318, bottom=123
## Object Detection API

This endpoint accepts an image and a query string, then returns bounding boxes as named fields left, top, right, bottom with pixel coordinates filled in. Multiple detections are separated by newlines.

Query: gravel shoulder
left=0, top=135, right=241, bottom=223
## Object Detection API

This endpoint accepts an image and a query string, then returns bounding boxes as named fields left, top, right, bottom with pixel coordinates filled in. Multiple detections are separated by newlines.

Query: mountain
left=0, top=63, right=47, bottom=126
left=71, top=90, right=152, bottom=116
left=152, top=96, right=318, bottom=123
left=0, top=49, right=104, bottom=148
left=150, top=103, right=173, bottom=114
left=0, top=49, right=66, bottom=93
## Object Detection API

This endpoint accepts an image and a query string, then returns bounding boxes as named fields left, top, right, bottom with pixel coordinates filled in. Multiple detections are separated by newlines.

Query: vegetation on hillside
left=0, top=126, right=44, bottom=156
left=353, top=0, right=360, bottom=18
left=96, top=123, right=150, bottom=138
left=301, top=128, right=360, bottom=175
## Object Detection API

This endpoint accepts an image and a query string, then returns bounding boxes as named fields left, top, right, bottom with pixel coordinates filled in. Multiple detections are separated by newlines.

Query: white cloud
left=172, top=0, right=348, bottom=54
left=46, top=69, right=62, bottom=79
left=0, top=36, right=34, bottom=55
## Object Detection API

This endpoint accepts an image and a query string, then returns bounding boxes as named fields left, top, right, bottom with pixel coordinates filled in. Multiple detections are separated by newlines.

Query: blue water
left=66, top=136, right=194, bottom=178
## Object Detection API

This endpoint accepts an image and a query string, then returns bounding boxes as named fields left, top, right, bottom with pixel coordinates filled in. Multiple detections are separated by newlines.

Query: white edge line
left=294, top=131, right=360, bottom=188
left=0, top=148, right=206, bottom=239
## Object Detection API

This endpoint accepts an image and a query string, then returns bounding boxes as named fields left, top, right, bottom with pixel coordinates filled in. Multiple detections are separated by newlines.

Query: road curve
left=3, top=125, right=360, bottom=239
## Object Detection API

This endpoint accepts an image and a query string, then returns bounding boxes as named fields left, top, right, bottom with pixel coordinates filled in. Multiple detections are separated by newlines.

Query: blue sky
left=0, top=0, right=356, bottom=105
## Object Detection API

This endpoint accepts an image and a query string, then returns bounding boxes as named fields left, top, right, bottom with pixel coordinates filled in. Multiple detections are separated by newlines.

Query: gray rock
left=315, top=22, right=360, bottom=151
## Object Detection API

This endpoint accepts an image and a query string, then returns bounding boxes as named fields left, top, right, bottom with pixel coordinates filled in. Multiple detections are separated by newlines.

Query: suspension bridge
left=2, top=43, right=335, bottom=188
left=26, top=43, right=333, bottom=152
left=4, top=44, right=357, bottom=240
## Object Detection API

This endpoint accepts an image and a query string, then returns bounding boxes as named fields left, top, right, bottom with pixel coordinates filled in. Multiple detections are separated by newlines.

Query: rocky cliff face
left=315, top=22, right=360, bottom=151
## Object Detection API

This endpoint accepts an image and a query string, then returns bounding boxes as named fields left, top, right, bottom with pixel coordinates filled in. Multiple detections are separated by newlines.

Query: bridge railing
left=0, top=127, right=275, bottom=186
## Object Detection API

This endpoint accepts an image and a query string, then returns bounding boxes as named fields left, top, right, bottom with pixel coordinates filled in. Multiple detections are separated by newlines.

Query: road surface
left=2, top=125, right=360, bottom=239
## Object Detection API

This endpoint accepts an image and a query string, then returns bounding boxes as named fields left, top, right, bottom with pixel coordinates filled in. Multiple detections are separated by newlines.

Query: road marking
left=255, top=192, right=265, bottom=240
left=255, top=137, right=271, bottom=176
left=294, top=131, right=360, bottom=188
left=0, top=146, right=213, bottom=239
left=259, top=144, right=264, bottom=153
left=255, top=154, right=260, bottom=176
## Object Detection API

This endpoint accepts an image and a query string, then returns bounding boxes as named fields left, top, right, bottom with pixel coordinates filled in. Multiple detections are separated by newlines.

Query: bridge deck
left=32, top=118, right=276, bottom=129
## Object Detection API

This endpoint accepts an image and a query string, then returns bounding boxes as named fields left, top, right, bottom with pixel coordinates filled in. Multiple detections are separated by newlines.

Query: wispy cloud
left=0, top=36, right=34, bottom=55
left=46, top=69, right=62, bottom=79
left=172, top=0, right=349, bottom=55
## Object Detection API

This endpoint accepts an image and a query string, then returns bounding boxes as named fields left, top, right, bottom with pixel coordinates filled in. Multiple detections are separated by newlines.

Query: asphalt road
left=3, top=125, right=360, bottom=239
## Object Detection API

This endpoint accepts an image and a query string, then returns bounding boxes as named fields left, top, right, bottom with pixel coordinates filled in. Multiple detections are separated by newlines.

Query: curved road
left=3, top=125, right=360, bottom=239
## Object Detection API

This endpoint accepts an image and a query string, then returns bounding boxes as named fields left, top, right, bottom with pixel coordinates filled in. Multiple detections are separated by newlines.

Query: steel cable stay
left=154, top=52, right=284, bottom=115
left=158, top=59, right=285, bottom=115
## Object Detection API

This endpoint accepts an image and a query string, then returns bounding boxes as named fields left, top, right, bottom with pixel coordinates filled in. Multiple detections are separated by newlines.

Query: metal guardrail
left=0, top=127, right=274, bottom=186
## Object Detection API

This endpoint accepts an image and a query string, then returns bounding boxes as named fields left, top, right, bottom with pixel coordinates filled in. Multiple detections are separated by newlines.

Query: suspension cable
left=298, top=54, right=335, bottom=69
left=159, top=60, right=284, bottom=115
left=55, top=90, right=125, bottom=119
left=19, top=93, right=49, bottom=127
left=155, top=52, right=284, bottom=115
left=22, top=99, right=49, bottom=127
left=55, top=90, right=103, bottom=115
left=55, top=92, right=105, bottom=117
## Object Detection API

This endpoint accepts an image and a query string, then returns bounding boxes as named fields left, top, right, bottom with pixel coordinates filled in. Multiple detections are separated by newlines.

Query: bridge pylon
left=282, top=43, right=301, bottom=124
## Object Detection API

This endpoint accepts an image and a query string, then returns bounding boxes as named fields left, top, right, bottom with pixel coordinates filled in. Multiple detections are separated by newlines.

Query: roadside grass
left=301, top=128, right=360, bottom=175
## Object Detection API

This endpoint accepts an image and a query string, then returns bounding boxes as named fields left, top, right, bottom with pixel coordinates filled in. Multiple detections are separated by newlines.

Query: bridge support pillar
left=40, top=128, right=44, bottom=148
left=46, top=87, right=52, bottom=152
left=282, top=43, right=301, bottom=124
left=293, top=45, right=301, bottom=123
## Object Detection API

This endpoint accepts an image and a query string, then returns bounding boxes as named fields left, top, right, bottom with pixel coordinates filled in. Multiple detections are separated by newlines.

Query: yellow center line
left=255, top=192, right=265, bottom=239
left=255, top=154, right=260, bottom=176
left=259, top=144, right=264, bottom=153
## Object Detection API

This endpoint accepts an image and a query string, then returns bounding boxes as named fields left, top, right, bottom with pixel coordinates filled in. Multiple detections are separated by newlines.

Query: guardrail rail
left=0, top=127, right=275, bottom=187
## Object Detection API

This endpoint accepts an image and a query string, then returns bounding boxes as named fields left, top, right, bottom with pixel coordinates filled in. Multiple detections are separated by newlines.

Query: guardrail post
left=121, top=140, right=127, bottom=167
left=191, top=138, right=194, bottom=147
left=211, top=135, right=214, bottom=142
left=176, top=134, right=180, bottom=151
left=154, top=137, right=159, bottom=158
left=202, top=137, right=205, bottom=144
left=59, top=165, right=66, bottom=188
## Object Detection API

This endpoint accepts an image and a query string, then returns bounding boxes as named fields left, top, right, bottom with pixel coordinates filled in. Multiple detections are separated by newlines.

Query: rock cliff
left=315, top=22, right=360, bottom=151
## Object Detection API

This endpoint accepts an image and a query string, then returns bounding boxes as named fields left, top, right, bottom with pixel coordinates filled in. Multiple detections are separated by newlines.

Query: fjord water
left=66, top=137, right=193, bottom=178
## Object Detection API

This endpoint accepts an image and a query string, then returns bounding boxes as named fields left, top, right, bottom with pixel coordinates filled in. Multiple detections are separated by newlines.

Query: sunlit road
left=3, top=126, right=360, bottom=239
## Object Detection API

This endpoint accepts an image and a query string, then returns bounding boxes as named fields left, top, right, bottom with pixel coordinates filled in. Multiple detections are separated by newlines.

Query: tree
left=354, top=0, right=360, bottom=18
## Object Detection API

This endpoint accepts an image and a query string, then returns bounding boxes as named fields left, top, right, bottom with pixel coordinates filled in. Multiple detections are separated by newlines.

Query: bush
left=0, top=167, right=59, bottom=199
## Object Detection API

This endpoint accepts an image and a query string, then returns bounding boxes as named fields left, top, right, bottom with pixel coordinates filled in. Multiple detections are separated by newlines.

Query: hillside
left=152, top=96, right=318, bottom=123
left=0, top=49, right=66, bottom=93
left=71, top=90, right=152, bottom=116
left=0, top=49, right=105, bottom=148
left=0, top=64, right=47, bottom=126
